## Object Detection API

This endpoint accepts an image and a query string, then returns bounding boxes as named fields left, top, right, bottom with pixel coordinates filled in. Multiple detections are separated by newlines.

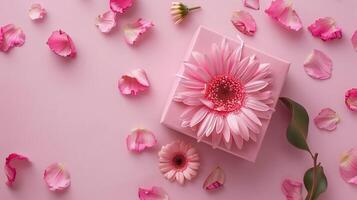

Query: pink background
left=0, top=0, right=356, bottom=199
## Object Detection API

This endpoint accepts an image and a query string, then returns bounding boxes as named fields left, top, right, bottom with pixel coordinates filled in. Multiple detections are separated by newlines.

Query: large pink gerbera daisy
left=174, top=39, right=273, bottom=150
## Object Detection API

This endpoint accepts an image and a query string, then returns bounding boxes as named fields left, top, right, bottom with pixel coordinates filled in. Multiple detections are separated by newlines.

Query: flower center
left=172, top=154, right=187, bottom=169
left=205, top=75, right=245, bottom=112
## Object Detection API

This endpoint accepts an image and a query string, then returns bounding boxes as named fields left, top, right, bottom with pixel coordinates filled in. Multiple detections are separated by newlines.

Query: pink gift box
left=161, top=26, right=290, bottom=162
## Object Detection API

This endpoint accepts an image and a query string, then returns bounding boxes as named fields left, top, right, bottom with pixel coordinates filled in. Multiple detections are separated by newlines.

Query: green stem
left=188, top=6, right=201, bottom=11
left=307, top=153, right=319, bottom=200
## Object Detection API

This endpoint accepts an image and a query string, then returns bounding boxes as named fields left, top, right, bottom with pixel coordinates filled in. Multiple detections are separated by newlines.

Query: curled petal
left=44, top=163, right=71, bottom=191
left=345, top=88, right=357, bottom=111
left=118, top=68, right=150, bottom=95
left=203, top=166, right=225, bottom=191
left=123, top=18, right=154, bottom=45
left=265, top=0, right=302, bottom=31
left=281, top=179, right=303, bottom=200
left=314, top=108, right=340, bottom=131
left=244, top=0, right=260, bottom=10
left=0, top=24, right=26, bottom=52
left=110, top=0, right=133, bottom=13
left=231, top=11, right=257, bottom=36
left=308, top=17, right=342, bottom=41
left=28, top=3, right=46, bottom=20
left=4, top=153, right=29, bottom=186
left=340, top=148, right=357, bottom=185
left=352, top=31, right=357, bottom=51
left=96, top=10, right=117, bottom=33
left=127, top=129, right=157, bottom=152
left=138, top=186, right=169, bottom=200
left=47, top=30, right=76, bottom=57
left=303, top=49, right=332, bottom=80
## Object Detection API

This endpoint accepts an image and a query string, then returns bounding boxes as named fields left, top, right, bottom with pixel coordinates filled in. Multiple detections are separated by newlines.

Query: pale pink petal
left=339, top=148, right=357, bottom=185
left=110, top=0, right=133, bottom=13
left=4, top=153, right=29, bottom=186
left=314, top=108, right=340, bottom=131
left=123, top=18, right=154, bottom=45
left=43, top=163, right=71, bottom=191
left=231, top=11, right=257, bottom=36
left=0, top=24, right=26, bottom=52
left=126, top=129, right=157, bottom=152
left=303, top=49, right=332, bottom=80
left=244, top=0, right=260, bottom=10
left=28, top=3, right=46, bottom=20
left=118, top=68, right=150, bottom=95
left=265, top=0, right=302, bottom=31
left=345, top=88, right=357, bottom=112
left=281, top=179, right=303, bottom=200
left=352, top=31, right=357, bottom=51
left=203, top=166, right=225, bottom=191
left=138, top=186, right=169, bottom=200
left=46, top=30, right=76, bottom=57
left=308, top=17, right=342, bottom=41
left=95, top=10, right=117, bottom=33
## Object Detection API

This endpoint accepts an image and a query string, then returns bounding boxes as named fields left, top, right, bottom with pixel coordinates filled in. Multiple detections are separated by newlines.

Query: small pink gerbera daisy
left=158, top=141, right=200, bottom=184
left=174, top=39, right=273, bottom=150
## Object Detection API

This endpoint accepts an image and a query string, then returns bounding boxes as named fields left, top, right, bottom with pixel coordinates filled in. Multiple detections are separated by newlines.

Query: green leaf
left=280, top=97, right=310, bottom=151
left=304, top=166, right=328, bottom=200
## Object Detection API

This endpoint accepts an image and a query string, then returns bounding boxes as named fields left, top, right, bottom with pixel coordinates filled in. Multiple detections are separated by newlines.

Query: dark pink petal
left=314, top=108, right=340, bottom=131
left=43, top=163, right=71, bottom=191
left=123, top=18, right=154, bottom=45
left=244, top=0, right=260, bottom=10
left=340, top=148, right=357, bottom=185
left=4, top=153, right=29, bottom=186
left=303, top=49, right=332, bottom=80
left=281, top=179, right=303, bottom=200
left=203, top=166, right=225, bottom=191
left=265, top=0, right=302, bottom=31
left=110, top=0, right=133, bottom=14
left=0, top=24, right=26, bottom=52
left=47, top=30, right=76, bottom=58
left=96, top=10, right=117, bottom=33
left=118, top=68, right=150, bottom=95
left=345, top=88, right=357, bottom=112
left=352, top=31, right=357, bottom=51
left=308, top=17, right=342, bottom=41
left=126, top=129, right=157, bottom=152
left=28, top=3, right=46, bottom=20
left=138, top=186, right=169, bottom=200
left=231, top=11, right=257, bottom=36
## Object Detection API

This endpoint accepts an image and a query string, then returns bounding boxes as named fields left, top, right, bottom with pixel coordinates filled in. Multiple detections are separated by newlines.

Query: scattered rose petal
left=110, top=0, right=133, bottom=14
left=244, top=0, right=260, bottom=10
left=203, top=166, right=225, bottom=191
left=0, top=24, right=26, bottom=52
left=308, top=17, right=342, bottom=41
left=96, top=10, right=117, bottom=33
left=47, top=30, right=76, bottom=58
left=314, top=108, right=340, bottom=131
left=281, top=179, right=303, bottom=200
left=339, top=148, right=357, bottom=185
left=28, top=3, right=46, bottom=20
left=4, top=153, right=29, bottom=186
left=231, top=11, right=257, bottom=36
left=123, top=18, right=154, bottom=45
left=303, top=49, right=332, bottom=80
left=345, top=88, right=357, bottom=112
left=265, top=0, right=303, bottom=31
left=43, top=163, right=71, bottom=191
left=352, top=31, right=357, bottom=51
left=126, top=128, right=157, bottom=152
left=138, top=186, right=169, bottom=200
left=118, top=68, right=150, bottom=95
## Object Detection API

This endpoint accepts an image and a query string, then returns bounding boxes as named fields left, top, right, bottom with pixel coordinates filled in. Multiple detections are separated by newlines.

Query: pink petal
left=96, top=10, right=117, bottom=33
left=43, top=163, right=71, bottom=191
left=0, top=24, right=26, bottom=52
left=4, top=153, right=29, bottom=186
left=345, top=88, right=357, bottom=112
left=110, top=0, right=133, bottom=14
left=265, top=0, right=302, bottom=31
left=339, top=148, right=357, bottom=185
left=308, top=17, right=342, bottom=41
left=244, top=0, right=260, bottom=10
left=46, top=30, right=76, bottom=58
left=123, top=18, right=154, bottom=45
left=28, top=3, right=46, bottom=20
left=281, top=179, right=303, bottom=200
left=313, top=108, right=340, bottom=131
left=303, top=49, right=332, bottom=80
left=126, top=128, right=157, bottom=152
left=352, top=31, right=357, bottom=51
left=203, top=166, right=225, bottom=191
left=231, top=11, right=257, bottom=36
left=138, top=186, right=169, bottom=200
left=118, top=68, right=150, bottom=95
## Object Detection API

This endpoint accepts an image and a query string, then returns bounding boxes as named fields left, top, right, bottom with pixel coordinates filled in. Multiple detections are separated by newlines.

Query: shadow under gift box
left=161, top=26, right=290, bottom=162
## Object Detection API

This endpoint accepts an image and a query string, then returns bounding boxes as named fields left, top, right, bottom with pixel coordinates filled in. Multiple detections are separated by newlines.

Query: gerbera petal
left=123, top=18, right=154, bottom=45
left=244, top=0, right=260, bottom=10
left=241, top=107, right=262, bottom=126
left=0, top=24, right=26, bottom=52
left=339, top=148, right=357, bottom=185
left=245, top=98, right=270, bottom=111
left=43, top=163, right=71, bottom=191
left=118, top=68, right=150, bottom=95
left=231, top=11, right=257, bottom=36
left=281, top=179, right=303, bottom=200
left=126, top=129, right=157, bottom=152
left=236, top=115, right=250, bottom=141
left=46, top=30, right=76, bottom=57
left=197, top=112, right=215, bottom=140
left=212, top=131, right=222, bottom=149
left=313, top=108, right=340, bottom=131
left=226, top=113, right=240, bottom=134
left=303, top=49, right=332, bottom=80
left=345, top=88, right=357, bottom=112
left=265, top=0, right=302, bottom=31
left=28, top=3, right=46, bottom=20
left=95, top=10, right=117, bottom=33
left=191, top=51, right=213, bottom=77
left=138, top=186, right=169, bottom=200
left=110, top=0, right=133, bottom=13
left=232, top=132, right=244, bottom=149
left=215, top=115, right=224, bottom=134
left=203, top=167, right=225, bottom=191
left=222, top=121, right=231, bottom=143
left=352, top=31, right=357, bottom=52
left=308, top=17, right=342, bottom=41
left=190, top=107, right=209, bottom=127
left=245, top=80, right=268, bottom=93
left=183, top=61, right=211, bottom=82
left=4, top=153, right=29, bottom=186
